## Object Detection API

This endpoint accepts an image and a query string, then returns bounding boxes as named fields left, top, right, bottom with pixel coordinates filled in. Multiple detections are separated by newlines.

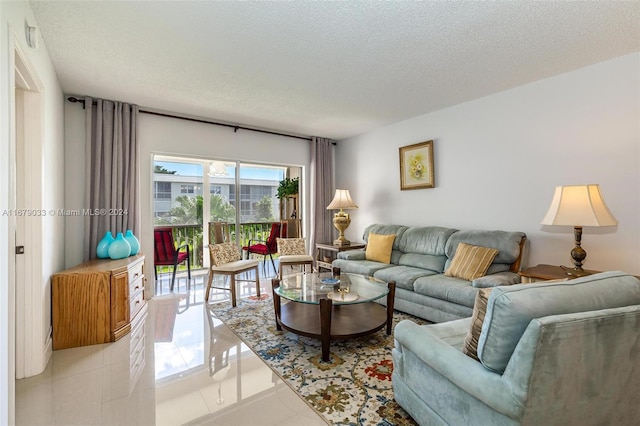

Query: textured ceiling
left=30, top=1, right=640, bottom=140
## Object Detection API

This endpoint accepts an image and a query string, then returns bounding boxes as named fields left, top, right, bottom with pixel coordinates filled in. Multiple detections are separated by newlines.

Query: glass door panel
left=153, top=159, right=204, bottom=269
left=237, top=164, right=285, bottom=249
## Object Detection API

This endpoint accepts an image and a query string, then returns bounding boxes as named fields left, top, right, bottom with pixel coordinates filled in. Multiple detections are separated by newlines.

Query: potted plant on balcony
left=276, top=177, right=299, bottom=200
left=276, top=177, right=299, bottom=219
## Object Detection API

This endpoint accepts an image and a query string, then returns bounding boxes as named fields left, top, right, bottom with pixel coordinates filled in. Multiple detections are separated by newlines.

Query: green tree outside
left=154, top=194, right=237, bottom=267
left=255, top=195, right=275, bottom=221
left=154, top=165, right=176, bottom=174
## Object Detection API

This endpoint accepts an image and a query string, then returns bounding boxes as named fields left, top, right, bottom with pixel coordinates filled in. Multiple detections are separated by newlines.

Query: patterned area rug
left=211, top=295, right=426, bottom=426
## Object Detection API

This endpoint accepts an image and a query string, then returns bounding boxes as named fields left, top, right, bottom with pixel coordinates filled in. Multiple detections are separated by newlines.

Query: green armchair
left=392, top=271, right=640, bottom=425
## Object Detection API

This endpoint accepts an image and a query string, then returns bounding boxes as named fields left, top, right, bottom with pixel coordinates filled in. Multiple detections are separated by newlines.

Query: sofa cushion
left=363, top=224, right=408, bottom=252
left=398, top=253, right=448, bottom=273
left=365, top=233, right=396, bottom=264
left=477, top=271, right=640, bottom=374
left=336, top=249, right=366, bottom=261
left=444, top=230, right=525, bottom=272
left=373, top=266, right=437, bottom=291
left=397, top=226, right=458, bottom=256
left=445, top=243, right=499, bottom=281
left=331, top=259, right=393, bottom=277
left=462, top=288, right=492, bottom=361
left=413, top=275, right=478, bottom=308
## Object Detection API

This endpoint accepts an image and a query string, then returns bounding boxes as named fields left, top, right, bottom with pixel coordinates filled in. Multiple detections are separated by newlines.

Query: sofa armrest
left=471, top=271, right=521, bottom=288
left=337, top=249, right=366, bottom=261
left=394, top=320, right=523, bottom=419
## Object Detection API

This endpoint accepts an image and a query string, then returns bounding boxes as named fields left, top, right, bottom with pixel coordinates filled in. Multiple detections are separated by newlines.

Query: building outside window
left=154, top=182, right=171, bottom=199
left=180, top=184, right=196, bottom=194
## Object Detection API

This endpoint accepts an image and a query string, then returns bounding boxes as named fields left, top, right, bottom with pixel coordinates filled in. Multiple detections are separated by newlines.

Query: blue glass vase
left=108, top=232, right=131, bottom=260
left=96, top=231, right=115, bottom=259
left=124, top=230, right=140, bottom=256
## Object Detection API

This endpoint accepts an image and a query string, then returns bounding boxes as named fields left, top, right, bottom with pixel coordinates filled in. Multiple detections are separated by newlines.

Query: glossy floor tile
left=15, top=268, right=327, bottom=425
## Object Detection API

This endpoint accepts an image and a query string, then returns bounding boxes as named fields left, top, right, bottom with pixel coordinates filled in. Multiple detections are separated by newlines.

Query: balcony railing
left=154, top=222, right=276, bottom=274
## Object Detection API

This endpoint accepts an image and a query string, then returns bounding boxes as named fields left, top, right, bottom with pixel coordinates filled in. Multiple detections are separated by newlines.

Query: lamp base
left=333, top=238, right=351, bottom=247
left=560, top=265, right=592, bottom=277
left=332, top=210, right=351, bottom=248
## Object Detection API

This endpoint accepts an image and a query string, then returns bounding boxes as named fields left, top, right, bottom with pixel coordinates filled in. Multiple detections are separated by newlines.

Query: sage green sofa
left=392, top=271, right=640, bottom=425
left=333, top=224, right=526, bottom=322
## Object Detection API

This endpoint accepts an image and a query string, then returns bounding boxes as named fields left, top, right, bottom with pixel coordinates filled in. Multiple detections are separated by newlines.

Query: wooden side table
left=518, top=264, right=600, bottom=283
left=315, top=242, right=366, bottom=271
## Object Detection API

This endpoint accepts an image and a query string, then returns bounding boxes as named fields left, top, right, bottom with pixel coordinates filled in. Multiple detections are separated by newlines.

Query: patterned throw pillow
left=209, top=242, right=240, bottom=266
left=277, top=238, right=306, bottom=256
left=445, top=243, right=499, bottom=281
left=463, top=288, right=492, bottom=361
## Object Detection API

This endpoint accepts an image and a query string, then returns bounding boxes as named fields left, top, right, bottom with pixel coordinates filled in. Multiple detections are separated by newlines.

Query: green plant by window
left=276, top=177, right=299, bottom=199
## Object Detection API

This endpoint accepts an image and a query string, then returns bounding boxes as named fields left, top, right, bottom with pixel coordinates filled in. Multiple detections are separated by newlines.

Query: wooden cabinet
left=52, top=254, right=146, bottom=350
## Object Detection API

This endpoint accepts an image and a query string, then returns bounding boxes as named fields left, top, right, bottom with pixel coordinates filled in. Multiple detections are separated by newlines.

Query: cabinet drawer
left=129, top=274, right=144, bottom=295
left=129, top=311, right=146, bottom=392
left=130, top=289, right=145, bottom=319
left=128, top=261, right=144, bottom=284
left=129, top=320, right=145, bottom=365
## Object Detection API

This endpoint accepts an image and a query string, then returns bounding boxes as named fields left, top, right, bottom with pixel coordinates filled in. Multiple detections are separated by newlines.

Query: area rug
left=211, top=295, right=427, bottom=426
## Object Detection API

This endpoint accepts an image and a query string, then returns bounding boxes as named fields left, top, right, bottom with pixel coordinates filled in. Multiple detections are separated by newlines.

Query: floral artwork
left=409, top=152, right=426, bottom=180
left=399, top=140, right=434, bottom=190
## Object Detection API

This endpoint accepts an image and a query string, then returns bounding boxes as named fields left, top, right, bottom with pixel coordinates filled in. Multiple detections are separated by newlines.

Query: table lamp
left=541, top=184, right=618, bottom=276
left=326, top=189, right=358, bottom=247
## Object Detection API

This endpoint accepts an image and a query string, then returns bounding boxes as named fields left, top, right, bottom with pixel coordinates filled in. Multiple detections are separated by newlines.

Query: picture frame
left=399, top=140, right=435, bottom=190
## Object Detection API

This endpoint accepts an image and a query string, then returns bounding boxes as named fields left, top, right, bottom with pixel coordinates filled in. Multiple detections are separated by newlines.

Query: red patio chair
left=154, top=227, right=191, bottom=291
left=242, top=222, right=283, bottom=275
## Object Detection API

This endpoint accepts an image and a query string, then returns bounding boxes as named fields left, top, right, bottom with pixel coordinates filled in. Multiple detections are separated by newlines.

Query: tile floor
left=15, top=266, right=327, bottom=425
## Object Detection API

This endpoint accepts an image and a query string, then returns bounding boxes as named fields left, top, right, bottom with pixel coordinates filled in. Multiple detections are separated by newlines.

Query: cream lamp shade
left=541, top=184, right=617, bottom=275
left=326, top=189, right=358, bottom=247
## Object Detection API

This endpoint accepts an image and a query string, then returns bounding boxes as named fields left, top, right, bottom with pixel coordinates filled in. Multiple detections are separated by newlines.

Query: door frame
left=11, top=35, right=48, bottom=381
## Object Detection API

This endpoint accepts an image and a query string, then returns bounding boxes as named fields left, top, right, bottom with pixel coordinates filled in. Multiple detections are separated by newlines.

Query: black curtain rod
left=67, top=96, right=313, bottom=142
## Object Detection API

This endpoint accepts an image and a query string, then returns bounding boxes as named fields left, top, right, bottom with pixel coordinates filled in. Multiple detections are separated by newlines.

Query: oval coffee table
left=272, top=272, right=396, bottom=362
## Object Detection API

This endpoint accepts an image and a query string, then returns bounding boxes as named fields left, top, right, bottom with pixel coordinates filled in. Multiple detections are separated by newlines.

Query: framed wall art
left=399, top=140, right=434, bottom=190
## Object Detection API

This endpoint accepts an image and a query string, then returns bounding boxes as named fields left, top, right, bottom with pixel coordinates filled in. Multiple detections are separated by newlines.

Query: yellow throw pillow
left=445, top=243, right=499, bottom=281
left=463, top=288, right=492, bottom=361
left=365, top=234, right=396, bottom=264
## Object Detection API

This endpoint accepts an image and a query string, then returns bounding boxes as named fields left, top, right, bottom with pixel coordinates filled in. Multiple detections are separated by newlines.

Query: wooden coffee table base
left=272, top=282, right=395, bottom=362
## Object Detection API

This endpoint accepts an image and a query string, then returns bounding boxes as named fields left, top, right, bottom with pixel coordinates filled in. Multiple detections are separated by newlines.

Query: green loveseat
left=392, top=271, right=640, bottom=425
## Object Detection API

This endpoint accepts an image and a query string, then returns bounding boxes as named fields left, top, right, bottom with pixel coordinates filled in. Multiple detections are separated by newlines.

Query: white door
left=12, top=44, right=47, bottom=380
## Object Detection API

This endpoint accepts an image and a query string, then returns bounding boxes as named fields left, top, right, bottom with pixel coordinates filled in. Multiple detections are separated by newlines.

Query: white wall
left=0, top=0, right=65, bottom=422
left=64, top=109, right=312, bottom=294
left=336, top=53, right=640, bottom=275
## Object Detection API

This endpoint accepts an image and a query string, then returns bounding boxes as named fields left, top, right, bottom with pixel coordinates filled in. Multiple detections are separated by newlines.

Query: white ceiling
left=30, top=1, right=639, bottom=140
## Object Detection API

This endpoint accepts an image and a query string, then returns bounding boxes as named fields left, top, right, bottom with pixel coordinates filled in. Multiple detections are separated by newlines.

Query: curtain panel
left=83, top=97, right=140, bottom=261
left=309, top=136, right=335, bottom=255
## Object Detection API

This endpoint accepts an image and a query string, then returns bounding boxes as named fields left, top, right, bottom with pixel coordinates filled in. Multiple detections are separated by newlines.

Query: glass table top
left=274, top=272, right=389, bottom=305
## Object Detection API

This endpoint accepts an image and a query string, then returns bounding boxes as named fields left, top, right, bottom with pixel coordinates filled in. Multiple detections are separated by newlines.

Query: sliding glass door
left=153, top=155, right=300, bottom=271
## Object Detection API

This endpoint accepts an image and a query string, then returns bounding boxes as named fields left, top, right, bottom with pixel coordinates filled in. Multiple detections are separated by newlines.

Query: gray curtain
left=83, top=97, right=140, bottom=261
left=309, top=137, right=335, bottom=256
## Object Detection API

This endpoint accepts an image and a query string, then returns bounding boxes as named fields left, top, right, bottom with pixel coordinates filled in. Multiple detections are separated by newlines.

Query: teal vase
left=108, top=232, right=131, bottom=259
left=96, top=231, right=115, bottom=259
left=124, top=230, right=140, bottom=255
